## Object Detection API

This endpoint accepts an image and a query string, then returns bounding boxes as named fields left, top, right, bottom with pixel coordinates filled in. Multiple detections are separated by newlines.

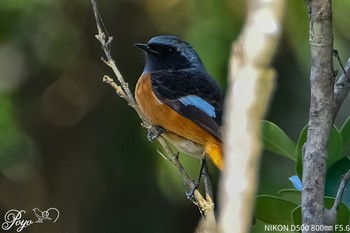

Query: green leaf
left=325, top=157, right=350, bottom=208
left=296, top=125, right=343, bottom=178
left=255, top=195, right=298, bottom=225
left=295, top=125, right=307, bottom=178
left=328, top=126, right=344, bottom=170
left=291, top=206, right=301, bottom=232
left=340, top=116, right=350, bottom=155
left=277, top=189, right=301, bottom=205
left=261, top=120, right=296, bottom=161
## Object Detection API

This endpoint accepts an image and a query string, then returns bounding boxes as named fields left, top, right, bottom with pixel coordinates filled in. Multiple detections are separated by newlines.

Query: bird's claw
left=186, top=180, right=200, bottom=200
left=147, top=126, right=165, bottom=141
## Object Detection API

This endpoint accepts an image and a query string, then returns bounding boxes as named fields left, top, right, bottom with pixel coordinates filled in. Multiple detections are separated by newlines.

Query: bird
left=33, top=208, right=51, bottom=223
left=134, top=35, right=224, bottom=171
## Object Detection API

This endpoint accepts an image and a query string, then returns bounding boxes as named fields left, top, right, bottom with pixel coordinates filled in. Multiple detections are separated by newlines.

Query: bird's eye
left=166, top=47, right=176, bottom=55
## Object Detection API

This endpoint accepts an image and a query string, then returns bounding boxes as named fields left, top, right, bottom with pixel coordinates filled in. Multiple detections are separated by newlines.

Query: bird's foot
left=147, top=125, right=165, bottom=141
left=186, top=157, right=207, bottom=200
left=186, top=180, right=200, bottom=201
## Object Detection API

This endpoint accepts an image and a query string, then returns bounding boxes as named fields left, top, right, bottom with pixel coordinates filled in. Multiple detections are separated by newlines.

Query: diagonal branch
left=324, top=168, right=350, bottom=226
left=332, top=169, right=350, bottom=211
left=90, top=0, right=214, bottom=218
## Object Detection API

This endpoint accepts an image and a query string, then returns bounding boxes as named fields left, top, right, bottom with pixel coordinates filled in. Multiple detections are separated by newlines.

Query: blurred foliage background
left=0, top=0, right=350, bottom=232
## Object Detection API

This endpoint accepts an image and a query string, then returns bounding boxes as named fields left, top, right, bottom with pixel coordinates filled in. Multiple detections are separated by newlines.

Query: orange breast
left=135, top=73, right=223, bottom=170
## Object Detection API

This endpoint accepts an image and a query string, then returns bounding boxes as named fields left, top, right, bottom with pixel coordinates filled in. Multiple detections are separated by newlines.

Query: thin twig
left=333, top=50, right=350, bottom=81
left=193, top=189, right=215, bottom=216
left=156, top=137, right=215, bottom=214
left=332, top=169, right=350, bottom=211
left=103, top=76, right=128, bottom=100
left=91, top=0, right=142, bottom=119
left=333, top=57, right=350, bottom=121
left=324, top=168, right=350, bottom=226
left=203, top=162, right=214, bottom=201
left=193, top=188, right=216, bottom=233
left=156, top=137, right=195, bottom=190
left=90, top=0, right=214, bottom=217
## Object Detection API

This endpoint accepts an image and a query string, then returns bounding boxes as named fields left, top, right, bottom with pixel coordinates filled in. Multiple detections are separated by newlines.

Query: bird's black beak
left=134, top=43, right=159, bottom=55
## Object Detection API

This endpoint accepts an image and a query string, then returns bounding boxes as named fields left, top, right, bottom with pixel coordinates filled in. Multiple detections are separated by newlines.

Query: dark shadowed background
left=1, top=0, right=350, bottom=232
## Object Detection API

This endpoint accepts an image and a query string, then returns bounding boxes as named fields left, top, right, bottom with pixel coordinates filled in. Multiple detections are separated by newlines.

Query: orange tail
left=205, top=139, right=224, bottom=171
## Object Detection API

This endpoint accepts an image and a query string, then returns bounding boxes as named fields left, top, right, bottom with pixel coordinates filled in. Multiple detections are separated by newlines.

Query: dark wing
left=151, top=70, right=224, bottom=140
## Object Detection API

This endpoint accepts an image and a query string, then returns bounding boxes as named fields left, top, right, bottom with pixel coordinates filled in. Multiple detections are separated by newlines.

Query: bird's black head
left=135, top=35, right=206, bottom=73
